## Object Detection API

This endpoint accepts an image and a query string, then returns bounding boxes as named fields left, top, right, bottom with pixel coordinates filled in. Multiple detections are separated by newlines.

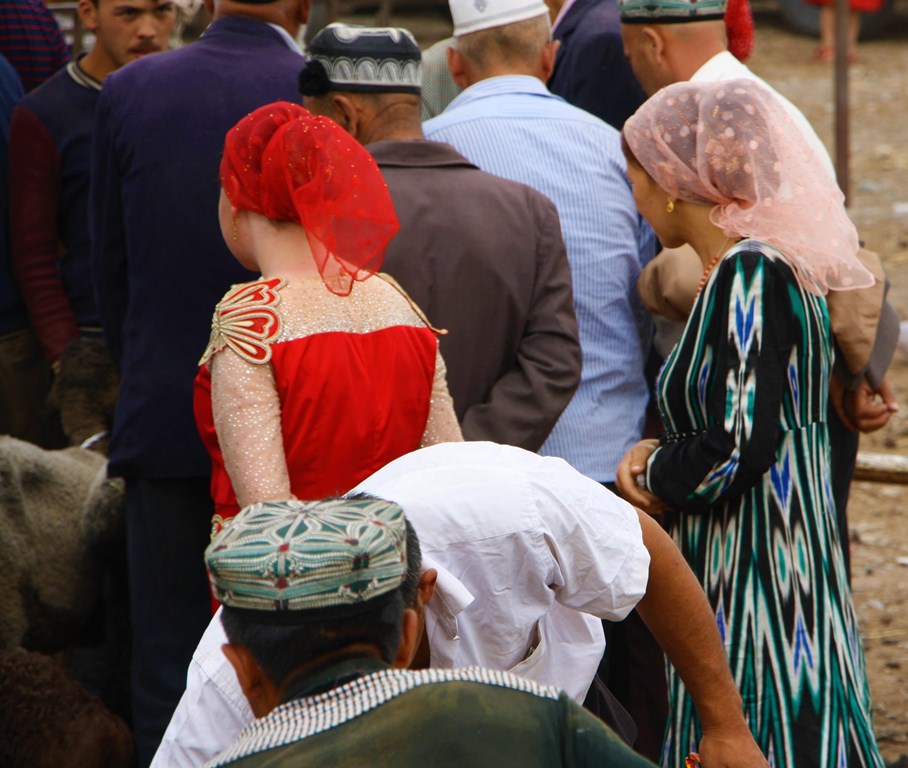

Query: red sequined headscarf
left=220, top=101, right=399, bottom=296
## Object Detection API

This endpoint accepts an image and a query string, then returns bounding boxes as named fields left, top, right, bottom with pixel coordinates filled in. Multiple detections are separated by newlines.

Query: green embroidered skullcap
left=206, top=498, right=407, bottom=621
left=620, top=0, right=727, bottom=23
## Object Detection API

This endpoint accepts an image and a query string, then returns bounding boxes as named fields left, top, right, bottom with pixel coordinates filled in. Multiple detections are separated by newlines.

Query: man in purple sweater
left=90, top=0, right=308, bottom=761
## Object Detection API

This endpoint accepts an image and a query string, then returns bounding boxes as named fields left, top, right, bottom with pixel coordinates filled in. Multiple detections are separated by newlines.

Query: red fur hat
left=726, top=0, right=755, bottom=61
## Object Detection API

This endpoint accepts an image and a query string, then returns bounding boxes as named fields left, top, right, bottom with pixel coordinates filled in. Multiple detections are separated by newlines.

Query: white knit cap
left=450, top=0, right=549, bottom=36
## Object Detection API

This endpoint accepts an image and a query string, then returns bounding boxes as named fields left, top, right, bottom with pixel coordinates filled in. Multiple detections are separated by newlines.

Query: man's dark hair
left=221, top=503, right=421, bottom=687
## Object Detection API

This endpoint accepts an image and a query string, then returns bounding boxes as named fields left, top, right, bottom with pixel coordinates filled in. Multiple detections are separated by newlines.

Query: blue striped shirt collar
left=448, top=75, right=558, bottom=111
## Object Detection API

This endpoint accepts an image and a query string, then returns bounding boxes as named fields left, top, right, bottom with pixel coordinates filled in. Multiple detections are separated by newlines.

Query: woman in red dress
left=194, top=102, right=462, bottom=536
left=806, top=0, right=882, bottom=61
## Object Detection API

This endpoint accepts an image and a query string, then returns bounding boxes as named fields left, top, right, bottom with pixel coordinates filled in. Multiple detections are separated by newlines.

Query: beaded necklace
left=695, top=238, right=732, bottom=296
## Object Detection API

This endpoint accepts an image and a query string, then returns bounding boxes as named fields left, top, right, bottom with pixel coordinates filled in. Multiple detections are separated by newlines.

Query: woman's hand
left=616, top=439, right=668, bottom=515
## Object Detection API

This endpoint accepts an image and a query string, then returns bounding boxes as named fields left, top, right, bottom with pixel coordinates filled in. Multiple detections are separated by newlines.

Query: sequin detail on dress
left=200, top=278, right=286, bottom=366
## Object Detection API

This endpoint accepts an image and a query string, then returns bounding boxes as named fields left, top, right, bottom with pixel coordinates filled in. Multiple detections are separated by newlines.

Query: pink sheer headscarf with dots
left=623, top=79, right=873, bottom=295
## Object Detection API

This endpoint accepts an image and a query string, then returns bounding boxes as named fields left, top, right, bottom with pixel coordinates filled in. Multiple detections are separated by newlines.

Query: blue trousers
left=126, top=476, right=213, bottom=767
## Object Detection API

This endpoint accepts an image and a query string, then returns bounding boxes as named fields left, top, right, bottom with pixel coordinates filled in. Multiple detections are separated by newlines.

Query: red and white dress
left=194, top=274, right=462, bottom=535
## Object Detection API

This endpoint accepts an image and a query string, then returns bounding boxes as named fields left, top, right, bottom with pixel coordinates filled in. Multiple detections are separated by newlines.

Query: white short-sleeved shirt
left=691, top=52, right=836, bottom=180
left=151, top=442, right=650, bottom=768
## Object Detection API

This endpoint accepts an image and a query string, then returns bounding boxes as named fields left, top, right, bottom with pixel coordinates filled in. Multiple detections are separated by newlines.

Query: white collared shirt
left=265, top=21, right=303, bottom=53
left=691, top=51, right=836, bottom=180
left=152, top=442, right=649, bottom=768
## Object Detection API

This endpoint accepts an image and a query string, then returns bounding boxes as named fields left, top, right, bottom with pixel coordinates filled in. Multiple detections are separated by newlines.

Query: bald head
left=620, top=19, right=726, bottom=95
left=448, top=14, right=558, bottom=87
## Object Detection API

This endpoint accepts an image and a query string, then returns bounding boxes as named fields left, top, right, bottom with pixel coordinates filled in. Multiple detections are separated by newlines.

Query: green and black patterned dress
left=646, top=240, right=883, bottom=768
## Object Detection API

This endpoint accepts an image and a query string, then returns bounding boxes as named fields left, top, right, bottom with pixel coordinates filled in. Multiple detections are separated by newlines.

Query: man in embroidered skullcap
left=299, top=23, right=580, bottom=453
left=156, top=442, right=767, bottom=768
left=201, top=495, right=659, bottom=768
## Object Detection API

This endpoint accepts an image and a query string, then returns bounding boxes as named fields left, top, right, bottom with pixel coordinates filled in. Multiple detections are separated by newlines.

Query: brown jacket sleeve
left=827, top=247, right=896, bottom=388
left=460, top=194, right=581, bottom=450
left=639, top=243, right=897, bottom=389
left=636, top=244, right=701, bottom=323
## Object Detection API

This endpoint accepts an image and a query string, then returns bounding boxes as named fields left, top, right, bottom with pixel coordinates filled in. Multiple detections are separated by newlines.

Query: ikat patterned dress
left=647, top=241, right=883, bottom=768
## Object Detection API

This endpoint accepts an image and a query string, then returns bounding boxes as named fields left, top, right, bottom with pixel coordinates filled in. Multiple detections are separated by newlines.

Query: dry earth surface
left=353, top=1, right=908, bottom=756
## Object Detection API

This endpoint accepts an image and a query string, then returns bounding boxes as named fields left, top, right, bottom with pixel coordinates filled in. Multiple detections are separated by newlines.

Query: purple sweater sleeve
left=9, top=104, right=79, bottom=362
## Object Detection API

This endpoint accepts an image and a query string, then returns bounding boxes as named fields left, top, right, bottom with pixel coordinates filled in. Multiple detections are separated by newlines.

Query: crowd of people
left=0, top=0, right=900, bottom=765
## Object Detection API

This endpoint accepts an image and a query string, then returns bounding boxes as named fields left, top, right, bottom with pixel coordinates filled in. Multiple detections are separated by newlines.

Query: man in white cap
left=423, top=0, right=656, bottom=498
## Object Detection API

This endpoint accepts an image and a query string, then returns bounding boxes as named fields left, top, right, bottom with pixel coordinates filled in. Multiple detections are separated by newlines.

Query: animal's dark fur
left=0, top=339, right=132, bottom=725
left=0, top=649, right=135, bottom=768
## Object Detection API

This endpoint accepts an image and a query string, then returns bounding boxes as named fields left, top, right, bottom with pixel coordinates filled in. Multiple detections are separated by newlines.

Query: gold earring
left=666, top=199, right=675, bottom=214
left=232, top=215, right=239, bottom=242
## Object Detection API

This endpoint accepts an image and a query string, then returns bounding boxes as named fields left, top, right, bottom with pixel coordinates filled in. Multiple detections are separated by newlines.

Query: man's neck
left=358, top=103, right=424, bottom=145
left=543, top=0, right=564, bottom=20
left=278, top=650, right=389, bottom=706
left=463, top=68, right=544, bottom=89
left=77, top=47, right=118, bottom=83
left=661, top=23, right=727, bottom=82
left=215, top=1, right=300, bottom=40
left=677, top=47, right=726, bottom=80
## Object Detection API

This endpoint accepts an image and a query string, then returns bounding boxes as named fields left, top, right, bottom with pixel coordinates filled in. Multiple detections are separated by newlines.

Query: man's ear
left=392, top=607, right=420, bottom=669
left=641, top=25, right=665, bottom=62
left=222, top=644, right=279, bottom=719
left=541, top=39, right=561, bottom=83
left=446, top=45, right=469, bottom=89
left=329, top=94, right=362, bottom=138
left=77, top=0, right=99, bottom=32
left=203, top=0, right=215, bottom=18
left=417, top=569, right=437, bottom=608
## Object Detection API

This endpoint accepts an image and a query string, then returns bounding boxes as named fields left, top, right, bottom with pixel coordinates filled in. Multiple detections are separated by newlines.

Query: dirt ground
left=350, top=3, right=908, bottom=758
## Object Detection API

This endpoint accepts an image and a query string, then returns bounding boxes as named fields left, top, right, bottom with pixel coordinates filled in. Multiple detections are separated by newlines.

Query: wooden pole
left=834, top=0, right=850, bottom=203
left=853, top=452, right=908, bottom=485
left=377, top=0, right=393, bottom=25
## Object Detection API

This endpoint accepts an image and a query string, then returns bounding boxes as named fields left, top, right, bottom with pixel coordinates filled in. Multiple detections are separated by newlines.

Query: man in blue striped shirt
left=424, top=0, right=656, bottom=486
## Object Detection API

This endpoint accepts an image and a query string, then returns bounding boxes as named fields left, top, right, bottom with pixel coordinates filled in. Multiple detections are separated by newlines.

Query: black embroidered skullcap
left=299, top=23, right=422, bottom=97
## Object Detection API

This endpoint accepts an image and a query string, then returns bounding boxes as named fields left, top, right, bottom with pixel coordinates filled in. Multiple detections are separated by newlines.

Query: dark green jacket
left=209, top=658, right=658, bottom=768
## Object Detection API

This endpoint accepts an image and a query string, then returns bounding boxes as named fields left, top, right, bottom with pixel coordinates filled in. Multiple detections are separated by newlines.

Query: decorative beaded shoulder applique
left=204, top=666, right=560, bottom=767
left=199, top=278, right=286, bottom=366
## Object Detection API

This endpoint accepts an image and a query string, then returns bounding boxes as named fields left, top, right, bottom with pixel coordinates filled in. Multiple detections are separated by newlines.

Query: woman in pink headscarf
left=616, top=80, right=883, bottom=767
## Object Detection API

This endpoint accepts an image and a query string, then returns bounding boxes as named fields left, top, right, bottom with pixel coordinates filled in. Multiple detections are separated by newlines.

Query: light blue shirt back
left=424, top=76, right=656, bottom=482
